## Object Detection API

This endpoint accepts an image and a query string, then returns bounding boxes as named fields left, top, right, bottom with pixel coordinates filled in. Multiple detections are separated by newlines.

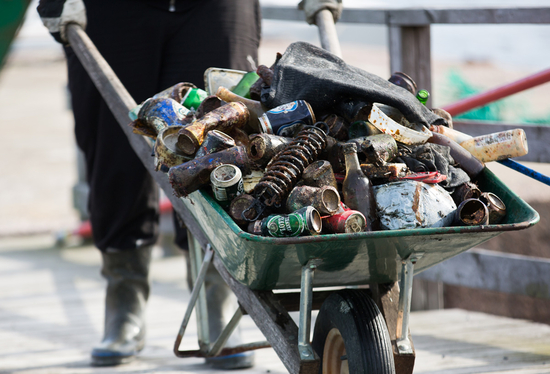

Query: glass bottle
left=216, top=86, right=267, bottom=133
left=416, top=89, right=430, bottom=105
left=342, top=143, right=378, bottom=231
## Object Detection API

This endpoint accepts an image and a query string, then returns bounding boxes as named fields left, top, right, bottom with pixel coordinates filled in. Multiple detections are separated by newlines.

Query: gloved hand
left=298, top=0, right=343, bottom=25
left=37, top=0, right=87, bottom=44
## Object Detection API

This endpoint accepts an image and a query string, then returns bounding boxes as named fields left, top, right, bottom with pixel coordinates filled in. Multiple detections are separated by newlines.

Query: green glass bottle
left=231, top=71, right=260, bottom=99
left=416, top=89, right=430, bottom=105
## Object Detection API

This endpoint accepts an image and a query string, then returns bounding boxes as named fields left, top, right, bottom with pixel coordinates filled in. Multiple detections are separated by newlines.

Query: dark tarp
left=260, top=41, right=447, bottom=129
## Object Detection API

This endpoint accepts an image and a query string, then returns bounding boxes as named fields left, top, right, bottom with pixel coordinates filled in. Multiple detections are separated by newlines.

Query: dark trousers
left=66, top=0, right=261, bottom=251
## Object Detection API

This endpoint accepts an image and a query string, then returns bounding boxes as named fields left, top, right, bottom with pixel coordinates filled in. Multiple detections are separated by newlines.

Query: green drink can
left=181, top=88, right=208, bottom=110
left=255, top=206, right=322, bottom=237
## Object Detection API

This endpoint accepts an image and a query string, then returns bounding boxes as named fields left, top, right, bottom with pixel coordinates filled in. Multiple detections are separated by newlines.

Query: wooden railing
left=262, top=5, right=550, bottom=304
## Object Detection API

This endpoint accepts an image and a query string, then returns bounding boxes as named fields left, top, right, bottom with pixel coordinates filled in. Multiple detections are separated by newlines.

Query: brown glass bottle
left=342, top=143, right=378, bottom=231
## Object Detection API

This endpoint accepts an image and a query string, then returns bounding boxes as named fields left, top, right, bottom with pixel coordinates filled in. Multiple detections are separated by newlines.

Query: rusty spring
left=252, top=125, right=328, bottom=208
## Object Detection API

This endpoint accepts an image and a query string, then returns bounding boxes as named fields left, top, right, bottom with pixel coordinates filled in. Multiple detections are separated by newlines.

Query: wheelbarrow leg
left=212, top=255, right=320, bottom=374
left=174, top=244, right=214, bottom=356
left=370, top=253, right=423, bottom=374
left=298, top=259, right=322, bottom=362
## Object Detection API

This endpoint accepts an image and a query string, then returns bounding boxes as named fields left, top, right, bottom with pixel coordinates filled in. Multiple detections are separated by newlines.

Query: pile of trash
left=130, top=42, right=527, bottom=237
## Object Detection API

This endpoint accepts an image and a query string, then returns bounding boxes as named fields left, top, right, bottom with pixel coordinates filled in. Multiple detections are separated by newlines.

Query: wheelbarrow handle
left=315, top=9, right=342, bottom=58
left=64, top=23, right=210, bottom=248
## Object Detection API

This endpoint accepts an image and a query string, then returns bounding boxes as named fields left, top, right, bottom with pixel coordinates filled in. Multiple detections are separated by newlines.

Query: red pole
left=442, top=68, right=550, bottom=116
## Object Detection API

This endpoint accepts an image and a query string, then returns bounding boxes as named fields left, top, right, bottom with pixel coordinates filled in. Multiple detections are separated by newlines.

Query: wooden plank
left=261, top=6, right=550, bottom=25
left=212, top=255, right=319, bottom=374
left=453, top=120, right=550, bottom=163
left=415, top=248, right=550, bottom=299
left=64, top=24, right=209, bottom=249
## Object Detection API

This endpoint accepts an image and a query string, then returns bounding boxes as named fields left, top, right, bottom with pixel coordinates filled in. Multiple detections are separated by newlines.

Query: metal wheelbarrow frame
left=64, top=23, right=539, bottom=374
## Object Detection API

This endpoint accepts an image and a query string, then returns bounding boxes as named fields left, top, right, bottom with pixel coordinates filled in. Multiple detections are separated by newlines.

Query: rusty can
left=286, top=185, right=340, bottom=215
left=229, top=194, right=265, bottom=227
left=388, top=72, right=417, bottom=95
left=247, top=133, right=293, bottom=168
left=322, top=203, right=366, bottom=233
left=154, top=125, right=192, bottom=171
left=152, top=82, right=196, bottom=103
left=301, top=160, right=338, bottom=190
left=258, top=100, right=316, bottom=136
left=479, top=192, right=506, bottom=224
left=176, top=102, right=249, bottom=156
left=348, top=134, right=398, bottom=165
left=249, top=206, right=322, bottom=237
left=210, top=164, right=244, bottom=208
left=323, top=113, right=349, bottom=141
left=194, top=130, right=236, bottom=159
left=168, top=146, right=250, bottom=197
left=452, top=182, right=482, bottom=205
left=456, top=198, right=489, bottom=226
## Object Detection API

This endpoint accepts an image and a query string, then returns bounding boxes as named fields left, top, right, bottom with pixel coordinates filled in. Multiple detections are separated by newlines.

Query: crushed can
left=194, top=130, right=236, bottom=159
left=322, top=203, right=366, bottom=233
left=248, top=206, right=322, bottom=237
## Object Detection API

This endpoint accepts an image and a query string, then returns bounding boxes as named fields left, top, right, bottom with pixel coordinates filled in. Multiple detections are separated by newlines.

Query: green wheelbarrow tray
left=180, top=167, right=539, bottom=291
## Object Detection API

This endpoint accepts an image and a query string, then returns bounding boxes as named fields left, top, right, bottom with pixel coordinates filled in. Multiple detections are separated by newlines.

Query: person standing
left=37, top=0, right=261, bottom=369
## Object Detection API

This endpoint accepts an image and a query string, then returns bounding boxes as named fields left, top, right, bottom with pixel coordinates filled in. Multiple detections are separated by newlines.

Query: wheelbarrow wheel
left=312, top=289, right=395, bottom=374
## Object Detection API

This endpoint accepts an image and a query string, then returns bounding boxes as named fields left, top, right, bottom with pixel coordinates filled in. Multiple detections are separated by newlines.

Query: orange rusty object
left=443, top=68, right=550, bottom=116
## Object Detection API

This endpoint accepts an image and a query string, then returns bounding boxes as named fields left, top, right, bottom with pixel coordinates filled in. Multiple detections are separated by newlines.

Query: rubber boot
left=91, top=246, right=152, bottom=366
left=184, top=252, right=254, bottom=370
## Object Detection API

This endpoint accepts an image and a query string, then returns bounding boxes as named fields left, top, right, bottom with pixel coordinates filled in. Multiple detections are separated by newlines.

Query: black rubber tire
left=312, top=289, right=396, bottom=374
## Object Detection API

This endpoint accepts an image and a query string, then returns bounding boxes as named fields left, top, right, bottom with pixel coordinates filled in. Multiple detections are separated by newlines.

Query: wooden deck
left=1, top=235, right=550, bottom=374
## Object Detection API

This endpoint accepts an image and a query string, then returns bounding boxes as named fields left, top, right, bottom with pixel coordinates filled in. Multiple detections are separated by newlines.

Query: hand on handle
left=298, top=0, right=343, bottom=25
left=37, top=0, right=87, bottom=44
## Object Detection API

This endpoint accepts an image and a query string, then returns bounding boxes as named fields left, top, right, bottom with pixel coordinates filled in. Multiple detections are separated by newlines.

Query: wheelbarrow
left=64, top=23, right=539, bottom=374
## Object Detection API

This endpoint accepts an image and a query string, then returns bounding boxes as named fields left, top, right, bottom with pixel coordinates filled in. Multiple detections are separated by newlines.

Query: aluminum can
left=322, top=204, right=366, bottom=233
left=181, top=88, right=208, bottom=110
left=254, top=206, right=321, bottom=237
left=138, top=98, right=190, bottom=135
left=302, top=160, right=338, bottom=190
left=388, top=71, right=417, bottom=94
left=286, top=185, right=340, bottom=216
left=456, top=198, right=489, bottom=226
left=258, top=100, right=316, bottom=137
left=479, top=192, right=506, bottom=224
left=210, top=164, right=244, bottom=208
left=194, top=130, right=235, bottom=159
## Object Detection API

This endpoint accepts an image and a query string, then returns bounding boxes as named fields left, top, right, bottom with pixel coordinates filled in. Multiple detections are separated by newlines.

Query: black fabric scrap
left=397, top=143, right=469, bottom=189
left=260, top=41, right=447, bottom=129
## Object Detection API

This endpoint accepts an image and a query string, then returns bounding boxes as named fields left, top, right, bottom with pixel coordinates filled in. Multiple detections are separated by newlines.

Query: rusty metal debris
left=252, top=126, right=327, bottom=208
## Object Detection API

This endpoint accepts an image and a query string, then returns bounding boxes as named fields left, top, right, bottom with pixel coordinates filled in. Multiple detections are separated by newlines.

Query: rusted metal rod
left=443, top=68, right=550, bottom=116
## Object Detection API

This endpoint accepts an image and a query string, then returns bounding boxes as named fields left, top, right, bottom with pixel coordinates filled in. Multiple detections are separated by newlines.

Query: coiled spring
left=253, top=125, right=328, bottom=208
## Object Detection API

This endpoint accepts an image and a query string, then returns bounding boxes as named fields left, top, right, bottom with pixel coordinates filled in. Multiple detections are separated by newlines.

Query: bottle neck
left=344, top=150, right=361, bottom=172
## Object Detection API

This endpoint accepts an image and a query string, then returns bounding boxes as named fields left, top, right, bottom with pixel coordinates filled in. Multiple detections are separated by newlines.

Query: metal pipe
left=498, top=158, right=550, bottom=187
left=208, top=308, right=244, bottom=357
left=189, top=235, right=210, bottom=349
left=315, top=9, right=343, bottom=58
left=443, top=68, right=550, bottom=116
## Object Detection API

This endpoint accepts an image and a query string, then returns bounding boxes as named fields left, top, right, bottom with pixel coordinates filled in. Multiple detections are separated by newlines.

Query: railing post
left=388, top=24, right=433, bottom=107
